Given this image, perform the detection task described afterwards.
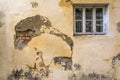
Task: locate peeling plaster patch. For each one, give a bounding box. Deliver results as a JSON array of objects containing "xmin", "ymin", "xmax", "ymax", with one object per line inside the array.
[
  {"xmin": 117, "ymin": 22, "xmax": 120, "ymax": 32},
  {"xmin": 59, "ymin": 0, "xmax": 73, "ymax": 7},
  {"xmin": 53, "ymin": 56, "xmax": 72, "ymax": 70},
  {"xmin": 31, "ymin": 2, "xmax": 38, "ymax": 8},
  {"xmin": 14, "ymin": 15, "xmax": 73, "ymax": 53},
  {"xmin": 13, "ymin": 15, "xmax": 74, "ymax": 79},
  {"xmin": 14, "ymin": 15, "xmax": 51, "ymax": 50},
  {"xmin": 0, "ymin": 11, "xmax": 5, "ymax": 28}
]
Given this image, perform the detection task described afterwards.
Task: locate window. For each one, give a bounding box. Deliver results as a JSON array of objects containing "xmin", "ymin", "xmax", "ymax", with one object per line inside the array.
[{"xmin": 73, "ymin": 4, "xmax": 109, "ymax": 35}]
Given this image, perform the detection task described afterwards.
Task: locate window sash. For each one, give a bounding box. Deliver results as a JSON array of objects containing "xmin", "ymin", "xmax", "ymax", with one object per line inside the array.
[{"xmin": 74, "ymin": 6, "xmax": 105, "ymax": 35}]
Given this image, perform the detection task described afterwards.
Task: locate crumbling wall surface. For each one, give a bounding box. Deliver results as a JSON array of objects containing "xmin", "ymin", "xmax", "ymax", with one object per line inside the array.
[{"xmin": 1, "ymin": 0, "xmax": 120, "ymax": 80}]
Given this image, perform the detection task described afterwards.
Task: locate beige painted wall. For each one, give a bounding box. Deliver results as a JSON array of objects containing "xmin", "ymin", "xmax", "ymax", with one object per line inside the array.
[{"xmin": 0, "ymin": 0, "xmax": 120, "ymax": 80}]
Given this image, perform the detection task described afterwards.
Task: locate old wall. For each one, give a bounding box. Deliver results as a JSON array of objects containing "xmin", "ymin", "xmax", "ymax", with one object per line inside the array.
[{"xmin": 0, "ymin": 0, "xmax": 120, "ymax": 80}]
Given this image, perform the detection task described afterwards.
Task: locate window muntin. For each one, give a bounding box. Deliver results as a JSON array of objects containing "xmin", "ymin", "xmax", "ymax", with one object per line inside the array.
[
  {"xmin": 74, "ymin": 6, "xmax": 107, "ymax": 35},
  {"xmin": 96, "ymin": 8, "xmax": 103, "ymax": 32},
  {"xmin": 85, "ymin": 8, "xmax": 93, "ymax": 32},
  {"xmin": 75, "ymin": 8, "xmax": 83, "ymax": 32}
]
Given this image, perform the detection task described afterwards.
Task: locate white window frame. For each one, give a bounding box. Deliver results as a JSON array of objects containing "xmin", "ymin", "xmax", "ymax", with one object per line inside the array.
[{"xmin": 73, "ymin": 4, "xmax": 109, "ymax": 35}]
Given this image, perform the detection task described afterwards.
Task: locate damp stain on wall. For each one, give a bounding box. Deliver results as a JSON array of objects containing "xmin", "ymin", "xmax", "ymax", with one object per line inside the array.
[
  {"xmin": 31, "ymin": 2, "xmax": 38, "ymax": 8},
  {"xmin": 59, "ymin": 0, "xmax": 73, "ymax": 7}
]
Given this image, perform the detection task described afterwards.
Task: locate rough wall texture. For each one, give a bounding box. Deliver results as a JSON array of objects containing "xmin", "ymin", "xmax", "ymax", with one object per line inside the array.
[{"xmin": 0, "ymin": 0, "xmax": 120, "ymax": 80}]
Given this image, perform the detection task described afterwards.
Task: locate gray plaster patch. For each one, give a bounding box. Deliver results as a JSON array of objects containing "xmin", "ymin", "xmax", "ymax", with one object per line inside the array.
[
  {"xmin": 53, "ymin": 56, "xmax": 72, "ymax": 70},
  {"xmin": 15, "ymin": 15, "xmax": 51, "ymax": 32}
]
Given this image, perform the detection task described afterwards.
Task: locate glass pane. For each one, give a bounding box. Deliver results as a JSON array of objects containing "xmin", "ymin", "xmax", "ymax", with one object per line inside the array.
[
  {"xmin": 75, "ymin": 8, "xmax": 83, "ymax": 20},
  {"xmin": 76, "ymin": 21, "xmax": 82, "ymax": 32},
  {"xmin": 86, "ymin": 21, "xmax": 93, "ymax": 32},
  {"xmin": 96, "ymin": 21, "xmax": 103, "ymax": 32},
  {"xmin": 86, "ymin": 8, "xmax": 93, "ymax": 20},
  {"xmin": 96, "ymin": 8, "xmax": 103, "ymax": 19}
]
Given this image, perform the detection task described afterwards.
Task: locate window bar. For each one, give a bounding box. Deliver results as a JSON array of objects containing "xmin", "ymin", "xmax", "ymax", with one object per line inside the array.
[
  {"xmin": 96, "ymin": 8, "xmax": 104, "ymax": 33},
  {"xmin": 83, "ymin": 8, "xmax": 86, "ymax": 33},
  {"xmin": 103, "ymin": 7, "xmax": 105, "ymax": 33},
  {"xmin": 93, "ymin": 8, "xmax": 96, "ymax": 34},
  {"xmin": 74, "ymin": 7, "xmax": 76, "ymax": 34}
]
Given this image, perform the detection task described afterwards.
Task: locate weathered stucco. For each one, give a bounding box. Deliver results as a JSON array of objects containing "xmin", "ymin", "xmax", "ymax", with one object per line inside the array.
[{"xmin": 0, "ymin": 0, "xmax": 120, "ymax": 80}]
